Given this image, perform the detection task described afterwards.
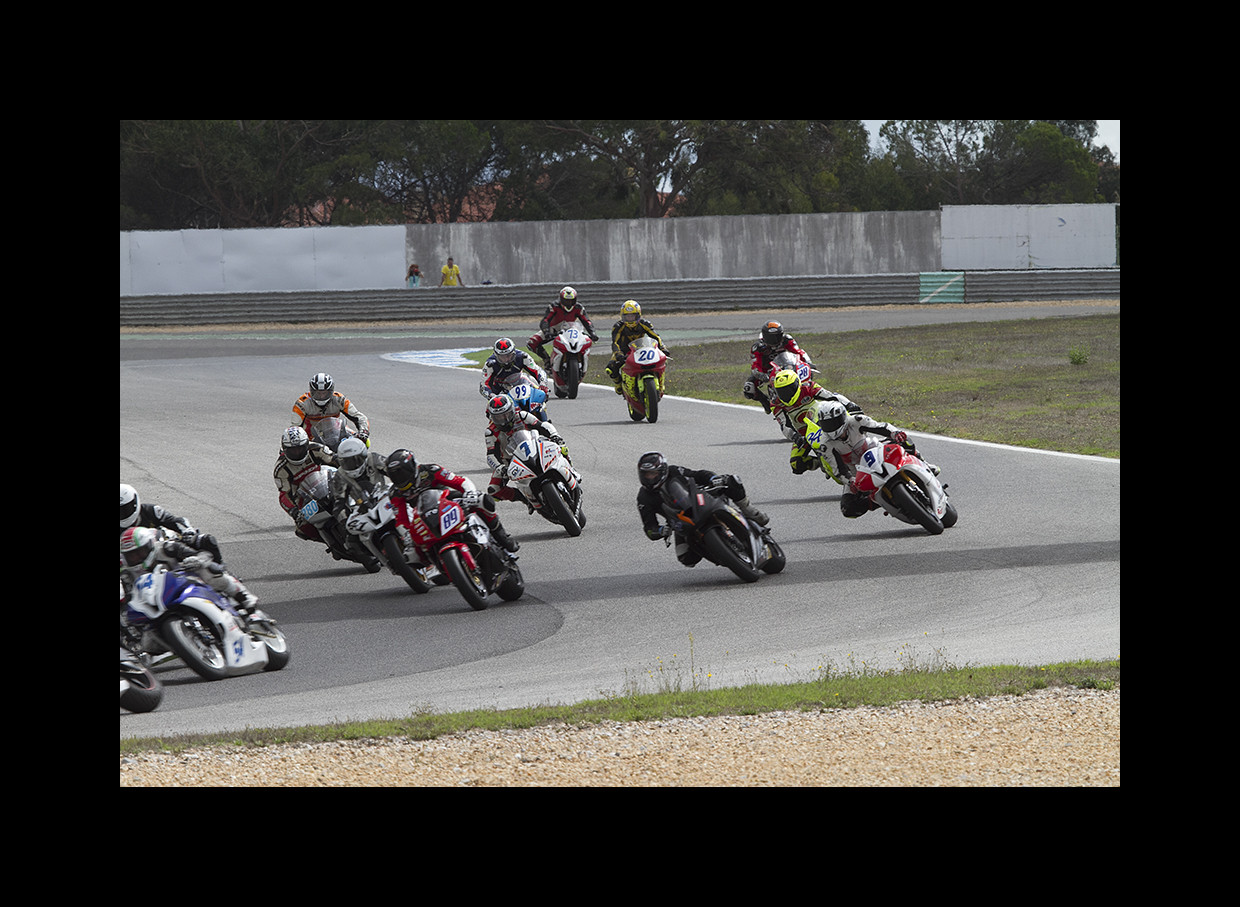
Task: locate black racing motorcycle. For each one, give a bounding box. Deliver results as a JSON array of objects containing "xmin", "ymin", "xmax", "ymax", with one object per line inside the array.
[{"xmin": 657, "ymin": 475, "xmax": 785, "ymax": 582}]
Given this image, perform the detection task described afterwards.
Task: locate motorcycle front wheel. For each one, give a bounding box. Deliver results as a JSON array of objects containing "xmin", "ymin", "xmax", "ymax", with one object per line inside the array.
[
  {"xmin": 643, "ymin": 375, "xmax": 660, "ymax": 423},
  {"xmin": 120, "ymin": 661, "xmax": 163, "ymax": 712},
  {"xmin": 566, "ymin": 357, "xmax": 580, "ymax": 399},
  {"xmin": 541, "ymin": 482, "xmax": 582, "ymax": 537},
  {"xmin": 380, "ymin": 532, "xmax": 431, "ymax": 593},
  {"xmin": 161, "ymin": 612, "xmax": 229, "ymax": 681},
  {"xmin": 248, "ymin": 618, "xmax": 290, "ymax": 671},
  {"xmin": 701, "ymin": 524, "xmax": 761, "ymax": 583},
  {"xmin": 887, "ymin": 480, "xmax": 944, "ymax": 535},
  {"xmin": 441, "ymin": 547, "xmax": 489, "ymax": 611}
]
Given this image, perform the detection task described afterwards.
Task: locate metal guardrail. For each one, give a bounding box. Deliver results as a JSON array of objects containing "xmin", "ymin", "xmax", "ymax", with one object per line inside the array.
[{"xmin": 119, "ymin": 271, "xmax": 1119, "ymax": 327}]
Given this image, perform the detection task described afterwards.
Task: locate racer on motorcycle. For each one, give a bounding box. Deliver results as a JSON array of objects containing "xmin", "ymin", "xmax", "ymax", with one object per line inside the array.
[
  {"xmin": 483, "ymin": 394, "xmax": 568, "ymax": 503},
  {"xmin": 636, "ymin": 451, "xmax": 770, "ymax": 566},
  {"xmin": 744, "ymin": 321, "xmax": 815, "ymax": 411},
  {"xmin": 327, "ymin": 435, "xmax": 389, "ymax": 522},
  {"xmin": 120, "ymin": 525, "xmax": 258, "ymax": 611},
  {"xmin": 273, "ymin": 426, "xmax": 339, "ymax": 544},
  {"xmin": 788, "ymin": 396, "xmax": 939, "ymax": 518},
  {"xmin": 605, "ymin": 300, "xmax": 668, "ymax": 395},
  {"xmin": 527, "ymin": 286, "xmax": 600, "ymax": 368},
  {"xmin": 120, "ymin": 483, "xmax": 223, "ymax": 564},
  {"xmin": 384, "ymin": 448, "xmax": 520, "ymax": 554},
  {"xmin": 479, "ymin": 338, "xmax": 551, "ymax": 399},
  {"xmin": 768, "ymin": 368, "xmax": 861, "ymax": 444},
  {"xmin": 293, "ymin": 372, "xmax": 371, "ymax": 446}
]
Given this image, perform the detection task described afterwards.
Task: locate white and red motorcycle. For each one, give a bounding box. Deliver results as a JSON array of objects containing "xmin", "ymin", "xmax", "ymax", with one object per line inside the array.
[
  {"xmin": 499, "ymin": 428, "xmax": 585, "ymax": 537},
  {"xmin": 549, "ymin": 319, "xmax": 594, "ymax": 399}
]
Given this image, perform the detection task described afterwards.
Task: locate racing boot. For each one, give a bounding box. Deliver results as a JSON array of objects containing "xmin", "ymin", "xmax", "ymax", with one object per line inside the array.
[
  {"xmin": 490, "ymin": 522, "xmax": 520, "ymax": 554},
  {"xmin": 736, "ymin": 496, "xmax": 769, "ymax": 526}
]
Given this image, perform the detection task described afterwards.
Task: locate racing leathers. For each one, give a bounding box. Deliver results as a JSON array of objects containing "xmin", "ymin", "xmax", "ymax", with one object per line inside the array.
[
  {"xmin": 479, "ymin": 350, "xmax": 550, "ymax": 399},
  {"xmin": 484, "ymin": 411, "xmax": 567, "ymax": 503},
  {"xmin": 773, "ymin": 379, "xmax": 860, "ymax": 445},
  {"xmin": 388, "ymin": 462, "xmax": 520, "ymax": 555},
  {"xmin": 119, "ymin": 487, "xmax": 223, "ymax": 564},
  {"xmin": 120, "ymin": 527, "xmax": 257, "ymax": 611},
  {"xmin": 637, "ymin": 467, "xmax": 768, "ymax": 566},
  {"xmin": 605, "ymin": 317, "xmax": 667, "ymax": 390},
  {"xmin": 273, "ymin": 439, "xmax": 337, "ymax": 543},
  {"xmin": 527, "ymin": 301, "xmax": 600, "ymax": 367},
  {"xmin": 327, "ymin": 447, "xmax": 388, "ymax": 524},
  {"xmin": 745, "ymin": 336, "xmax": 814, "ymax": 411},
  {"xmin": 293, "ymin": 390, "xmax": 370, "ymax": 443}
]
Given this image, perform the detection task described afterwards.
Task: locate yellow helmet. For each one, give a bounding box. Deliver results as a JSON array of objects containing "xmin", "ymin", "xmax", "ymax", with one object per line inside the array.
[
  {"xmin": 621, "ymin": 300, "xmax": 641, "ymax": 323},
  {"xmin": 772, "ymin": 369, "xmax": 802, "ymax": 406}
]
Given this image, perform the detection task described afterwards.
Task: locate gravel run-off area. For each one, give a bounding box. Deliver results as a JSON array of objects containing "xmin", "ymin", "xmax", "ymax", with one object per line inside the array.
[{"xmin": 120, "ymin": 686, "xmax": 1118, "ymax": 787}]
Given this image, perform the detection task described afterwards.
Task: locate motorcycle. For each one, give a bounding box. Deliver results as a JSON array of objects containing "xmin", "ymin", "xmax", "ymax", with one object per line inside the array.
[
  {"xmin": 292, "ymin": 463, "xmax": 378, "ymax": 570},
  {"xmin": 120, "ymin": 644, "xmax": 163, "ymax": 713},
  {"xmin": 307, "ymin": 413, "xmax": 357, "ymax": 453},
  {"xmin": 405, "ymin": 487, "xmax": 525, "ymax": 611},
  {"xmin": 499, "ymin": 427, "xmax": 585, "ymax": 537},
  {"xmin": 504, "ymin": 380, "xmax": 550, "ymax": 422},
  {"xmin": 657, "ymin": 474, "xmax": 785, "ymax": 583},
  {"xmin": 123, "ymin": 563, "xmax": 289, "ymax": 681},
  {"xmin": 549, "ymin": 319, "xmax": 594, "ymax": 399},
  {"xmin": 342, "ymin": 481, "xmax": 434, "ymax": 593},
  {"xmin": 621, "ymin": 336, "xmax": 669, "ymax": 423},
  {"xmin": 765, "ymin": 350, "xmax": 818, "ymax": 414},
  {"xmin": 804, "ymin": 414, "xmax": 957, "ymax": 535}
]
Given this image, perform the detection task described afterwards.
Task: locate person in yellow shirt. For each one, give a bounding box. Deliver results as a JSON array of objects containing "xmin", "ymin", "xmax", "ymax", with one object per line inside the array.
[{"xmin": 439, "ymin": 257, "xmax": 465, "ymax": 287}]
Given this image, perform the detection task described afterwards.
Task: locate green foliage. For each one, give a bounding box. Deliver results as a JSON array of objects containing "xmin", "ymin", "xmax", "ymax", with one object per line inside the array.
[{"xmin": 120, "ymin": 120, "xmax": 1118, "ymax": 229}]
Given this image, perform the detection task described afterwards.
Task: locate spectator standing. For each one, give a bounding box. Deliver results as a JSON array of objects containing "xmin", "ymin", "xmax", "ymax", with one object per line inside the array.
[
  {"xmin": 406, "ymin": 264, "xmax": 422, "ymax": 288},
  {"xmin": 440, "ymin": 257, "xmax": 465, "ymax": 287}
]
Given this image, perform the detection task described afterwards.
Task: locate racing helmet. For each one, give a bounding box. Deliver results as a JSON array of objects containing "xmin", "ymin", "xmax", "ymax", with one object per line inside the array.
[
  {"xmin": 558, "ymin": 286, "xmax": 577, "ymax": 309},
  {"xmin": 338, "ymin": 436, "xmax": 370, "ymax": 478},
  {"xmin": 120, "ymin": 526, "xmax": 158, "ymax": 570},
  {"xmin": 760, "ymin": 321, "xmax": 785, "ymax": 348},
  {"xmin": 621, "ymin": 300, "xmax": 641, "ymax": 324},
  {"xmin": 309, "ymin": 372, "xmax": 335, "ymax": 405},
  {"xmin": 815, "ymin": 401, "xmax": 850, "ymax": 440},
  {"xmin": 493, "ymin": 337, "xmax": 518, "ymax": 365},
  {"xmin": 487, "ymin": 394, "xmax": 517, "ymax": 428},
  {"xmin": 385, "ymin": 448, "xmax": 419, "ymax": 492},
  {"xmin": 281, "ymin": 426, "xmax": 311, "ymax": 463},
  {"xmin": 637, "ymin": 451, "xmax": 669, "ymax": 489},
  {"xmin": 120, "ymin": 483, "xmax": 141, "ymax": 530},
  {"xmin": 772, "ymin": 369, "xmax": 803, "ymax": 406}
]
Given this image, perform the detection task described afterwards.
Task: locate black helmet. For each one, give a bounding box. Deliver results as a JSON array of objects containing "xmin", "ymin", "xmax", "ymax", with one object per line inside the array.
[
  {"xmin": 385, "ymin": 448, "xmax": 418, "ymax": 492},
  {"xmin": 760, "ymin": 321, "xmax": 785, "ymax": 348},
  {"xmin": 638, "ymin": 451, "xmax": 669, "ymax": 489}
]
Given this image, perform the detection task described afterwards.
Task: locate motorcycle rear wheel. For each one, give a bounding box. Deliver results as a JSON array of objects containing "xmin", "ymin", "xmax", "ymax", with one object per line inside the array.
[
  {"xmin": 161, "ymin": 612, "xmax": 229, "ymax": 681},
  {"xmin": 643, "ymin": 376, "xmax": 660, "ymax": 423},
  {"xmin": 380, "ymin": 532, "xmax": 430, "ymax": 593},
  {"xmin": 441, "ymin": 547, "xmax": 489, "ymax": 611},
  {"xmin": 888, "ymin": 481, "xmax": 944, "ymax": 535},
  {"xmin": 702, "ymin": 524, "xmax": 761, "ymax": 583}
]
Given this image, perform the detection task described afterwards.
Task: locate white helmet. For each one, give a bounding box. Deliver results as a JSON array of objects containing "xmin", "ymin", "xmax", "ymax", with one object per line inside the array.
[
  {"xmin": 281, "ymin": 426, "xmax": 311, "ymax": 463},
  {"xmin": 120, "ymin": 484, "xmax": 141, "ymax": 529},
  {"xmin": 338, "ymin": 436, "xmax": 369, "ymax": 478},
  {"xmin": 816, "ymin": 401, "xmax": 849, "ymax": 440}
]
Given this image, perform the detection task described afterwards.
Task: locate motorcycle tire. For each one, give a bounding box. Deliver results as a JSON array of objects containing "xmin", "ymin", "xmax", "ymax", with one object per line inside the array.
[
  {"xmin": 760, "ymin": 536, "xmax": 787, "ymax": 574},
  {"xmin": 440, "ymin": 547, "xmax": 489, "ymax": 611},
  {"xmin": 541, "ymin": 482, "xmax": 582, "ymax": 537},
  {"xmin": 643, "ymin": 375, "xmax": 660, "ymax": 423},
  {"xmin": 497, "ymin": 562, "xmax": 525, "ymax": 602},
  {"xmin": 566, "ymin": 357, "xmax": 580, "ymax": 399},
  {"xmin": 380, "ymin": 532, "xmax": 430, "ymax": 593},
  {"xmin": 888, "ymin": 480, "xmax": 944, "ymax": 535},
  {"xmin": 701, "ymin": 524, "xmax": 761, "ymax": 583},
  {"xmin": 248, "ymin": 618, "xmax": 291, "ymax": 671},
  {"xmin": 941, "ymin": 501, "xmax": 959, "ymax": 528},
  {"xmin": 161, "ymin": 611, "xmax": 229, "ymax": 681},
  {"xmin": 120, "ymin": 661, "xmax": 163, "ymax": 713}
]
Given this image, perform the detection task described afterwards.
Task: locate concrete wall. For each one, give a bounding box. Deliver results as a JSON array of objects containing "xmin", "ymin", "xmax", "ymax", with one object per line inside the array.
[{"xmin": 120, "ymin": 206, "xmax": 1116, "ymax": 297}]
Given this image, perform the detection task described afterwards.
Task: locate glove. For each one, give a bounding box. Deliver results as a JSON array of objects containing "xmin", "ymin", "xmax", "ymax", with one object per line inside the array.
[
  {"xmin": 587, "ymin": 330, "xmax": 599, "ymax": 342},
  {"xmin": 357, "ymin": 429, "xmax": 370, "ymax": 446},
  {"xmin": 181, "ymin": 553, "xmax": 210, "ymax": 571},
  {"xmin": 460, "ymin": 489, "xmax": 482, "ymax": 509},
  {"xmin": 645, "ymin": 524, "xmax": 670, "ymax": 541},
  {"xmin": 891, "ymin": 430, "xmax": 908, "ymax": 445},
  {"xmin": 709, "ymin": 474, "xmax": 729, "ymax": 489},
  {"xmin": 549, "ymin": 433, "xmax": 564, "ymax": 445}
]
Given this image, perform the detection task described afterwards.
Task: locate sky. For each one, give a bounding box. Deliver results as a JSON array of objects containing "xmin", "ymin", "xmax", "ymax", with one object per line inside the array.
[{"xmin": 861, "ymin": 120, "xmax": 1119, "ymax": 163}]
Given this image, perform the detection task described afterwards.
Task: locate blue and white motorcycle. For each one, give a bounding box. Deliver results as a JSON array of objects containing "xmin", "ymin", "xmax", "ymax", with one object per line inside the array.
[{"xmin": 123, "ymin": 565, "xmax": 289, "ymax": 681}]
